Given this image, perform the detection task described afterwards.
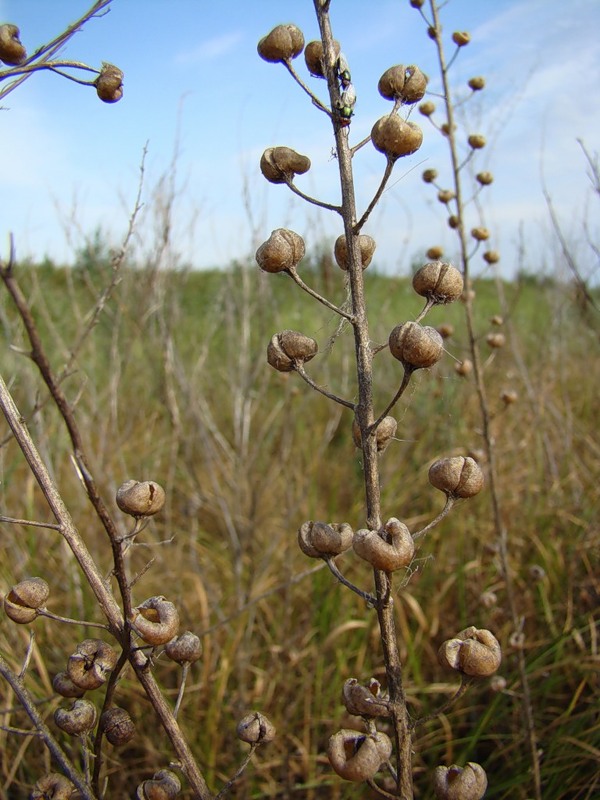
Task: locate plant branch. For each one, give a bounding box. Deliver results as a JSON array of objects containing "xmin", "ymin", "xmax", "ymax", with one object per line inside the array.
[
  {"xmin": 324, "ymin": 557, "xmax": 377, "ymax": 605},
  {"xmin": 286, "ymin": 266, "xmax": 355, "ymax": 320},
  {"xmin": 294, "ymin": 363, "xmax": 355, "ymax": 409}
]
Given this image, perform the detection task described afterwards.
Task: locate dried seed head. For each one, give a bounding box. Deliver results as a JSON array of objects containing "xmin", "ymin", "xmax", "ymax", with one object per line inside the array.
[
  {"xmin": 433, "ymin": 762, "xmax": 488, "ymax": 800},
  {"xmin": 131, "ymin": 596, "xmax": 180, "ymax": 646},
  {"xmin": 267, "ymin": 329, "xmax": 318, "ymax": 372},
  {"xmin": 429, "ymin": 456, "xmax": 484, "ymax": 498},
  {"xmin": 353, "ymin": 518, "xmax": 415, "ymax": 572},
  {"xmin": 136, "ymin": 769, "xmax": 181, "ymax": 800},
  {"xmin": 304, "ymin": 39, "xmax": 340, "ymax": 77},
  {"xmin": 0, "ymin": 24, "xmax": 26, "ymax": 65},
  {"xmin": 67, "ymin": 639, "xmax": 118, "ymax": 690},
  {"xmin": 448, "ymin": 215, "xmax": 460, "ymax": 229},
  {"xmin": 327, "ymin": 729, "xmax": 392, "ymax": 782},
  {"xmin": 441, "ymin": 122, "xmax": 455, "ymax": 136},
  {"xmin": 165, "ymin": 631, "xmax": 202, "ymax": 664},
  {"xmin": 100, "ymin": 707, "xmax": 136, "ymax": 745},
  {"xmin": 468, "ymin": 134, "xmax": 486, "ymax": 150},
  {"xmin": 437, "ymin": 323, "xmax": 454, "ymax": 339},
  {"xmin": 468, "ymin": 76, "xmax": 486, "ymax": 91},
  {"xmin": 257, "ymin": 24, "xmax": 304, "ymax": 63},
  {"xmin": 4, "ymin": 577, "xmax": 49, "ymax": 623},
  {"xmin": 378, "ymin": 65, "xmax": 428, "ymax": 104},
  {"xmin": 437, "ymin": 189, "xmax": 456, "ymax": 204},
  {"xmin": 342, "ymin": 678, "xmax": 391, "ymax": 718},
  {"xmin": 471, "ymin": 227, "xmax": 490, "ymax": 241},
  {"xmin": 413, "ymin": 261, "xmax": 464, "ymax": 304},
  {"xmin": 31, "ymin": 774, "xmax": 75, "ymax": 800},
  {"xmin": 455, "ymin": 359, "xmax": 473, "ymax": 377},
  {"xmin": 476, "ymin": 171, "xmax": 493, "ymax": 185},
  {"xmin": 479, "ymin": 590, "xmax": 498, "ymax": 609},
  {"xmin": 116, "ymin": 480, "xmax": 166, "ymax": 517},
  {"xmin": 298, "ymin": 521, "xmax": 353, "ymax": 558},
  {"xmin": 452, "ymin": 31, "xmax": 471, "ymax": 46},
  {"xmin": 461, "ymin": 288, "xmax": 476, "ymax": 302},
  {"xmin": 260, "ymin": 146, "xmax": 311, "ymax": 184},
  {"xmin": 410, "ymin": 0, "xmax": 425, "ymax": 8},
  {"xmin": 438, "ymin": 626, "xmax": 501, "ymax": 677},
  {"xmin": 334, "ymin": 234, "xmax": 376, "ymax": 271},
  {"xmin": 371, "ymin": 115, "xmax": 423, "ymax": 160},
  {"xmin": 426, "ymin": 246, "xmax": 444, "ymax": 260},
  {"xmin": 483, "ymin": 250, "xmax": 500, "ymax": 264},
  {"xmin": 389, "ymin": 322, "xmax": 444, "ymax": 369},
  {"xmin": 256, "ymin": 228, "xmax": 305, "ymax": 273},
  {"xmin": 237, "ymin": 711, "xmax": 276, "ymax": 744},
  {"xmin": 422, "ymin": 168, "xmax": 438, "ymax": 183},
  {"xmin": 54, "ymin": 699, "xmax": 97, "ymax": 736},
  {"xmin": 501, "ymin": 389, "xmax": 518, "ymax": 405},
  {"xmin": 486, "ymin": 332, "xmax": 505, "ymax": 348},
  {"xmin": 529, "ymin": 564, "xmax": 546, "ymax": 581},
  {"xmin": 490, "ymin": 315, "xmax": 503, "ymax": 326},
  {"xmin": 419, "ymin": 100, "xmax": 436, "ymax": 116},
  {"xmin": 352, "ymin": 416, "xmax": 397, "ymax": 453},
  {"xmin": 95, "ymin": 63, "xmax": 123, "ymax": 103},
  {"xmin": 53, "ymin": 671, "xmax": 86, "ymax": 699},
  {"xmin": 490, "ymin": 675, "xmax": 507, "ymax": 692}
]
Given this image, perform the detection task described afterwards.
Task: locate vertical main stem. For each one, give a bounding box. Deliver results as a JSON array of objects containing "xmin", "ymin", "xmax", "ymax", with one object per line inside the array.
[{"xmin": 313, "ymin": 4, "xmax": 413, "ymax": 797}]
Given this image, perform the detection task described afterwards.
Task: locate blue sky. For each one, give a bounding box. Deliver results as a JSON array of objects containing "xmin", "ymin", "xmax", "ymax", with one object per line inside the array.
[{"xmin": 0, "ymin": 0, "xmax": 599, "ymax": 279}]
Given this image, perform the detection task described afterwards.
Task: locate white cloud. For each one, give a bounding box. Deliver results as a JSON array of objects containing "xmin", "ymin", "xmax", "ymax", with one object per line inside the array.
[{"xmin": 175, "ymin": 32, "xmax": 243, "ymax": 65}]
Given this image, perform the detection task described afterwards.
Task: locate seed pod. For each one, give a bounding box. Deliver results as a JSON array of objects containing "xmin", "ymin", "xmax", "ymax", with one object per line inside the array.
[
  {"xmin": 427, "ymin": 246, "xmax": 444, "ymax": 260},
  {"xmin": 437, "ymin": 323, "xmax": 453, "ymax": 339},
  {"xmin": 468, "ymin": 134, "xmax": 486, "ymax": 150},
  {"xmin": 486, "ymin": 332, "xmax": 505, "ymax": 348},
  {"xmin": 490, "ymin": 315, "xmax": 503, "ymax": 326},
  {"xmin": 371, "ymin": 115, "xmax": 423, "ymax": 160},
  {"xmin": 476, "ymin": 171, "xmax": 493, "ymax": 185},
  {"xmin": 267, "ymin": 330, "xmax": 318, "ymax": 372},
  {"xmin": 237, "ymin": 711, "xmax": 276, "ymax": 744},
  {"xmin": 455, "ymin": 359, "xmax": 473, "ymax": 377},
  {"xmin": 413, "ymin": 261, "xmax": 463, "ymax": 304},
  {"xmin": 334, "ymin": 234, "xmax": 376, "ymax": 271},
  {"xmin": 410, "ymin": 0, "xmax": 425, "ymax": 7},
  {"xmin": 419, "ymin": 100, "xmax": 435, "ymax": 116},
  {"xmin": 433, "ymin": 762, "xmax": 488, "ymax": 800},
  {"xmin": 257, "ymin": 24, "xmax": 304, "ymax": 63},
  {"xmin": 67, "ymin": 639, "xmax": 118, "ymax": 690},
  {"xmin": 304, "ymin": 39, "xmax": 340, "ymax": 77},
  {"xmin": 468, "ymin": 76, "xmax": 486, "ymax": 91},
  {"xmin": 389, "ymin": 322, "xmax": 444, "ymax": 370},
  {"xmin": 422, "ymin": 168, "xmax": 438, "ymax": 183},
  {"xmin": 298, "ymin": 521, "xmax": 353, "ymax": 558},
  {"xmin": 438, "ymin": 626, "xmax": 501, "ymax": 677},
  {"xmin": 131, "ymin": 596, "xmax": 180, "ymax": 646},
  {"xmin": 448, "ymin": 215, "xmax": 460, "ymax": 229},
  {"xmin": 54, "ymin": 699, "xmax": 97, "ymax": 736},
  {"xmin": 136, "ymin": 769, "xmax": 181, "ymax": 800},
  {"xmin": 327, "ymin": 729, "xmax": 392, "ymax": 782},
  {"xmin": 260, "ymin": 146, "xmax": 311, "ymax": 184},
  {"xmin": 116, "ymin": 480, "xmax": 166, "ymax": 517},
  {"xmin": 378, "ymin": 65, "xmax": 427, "ymax": 104},
  {"xmin": 471, "ymin": 227, "xmax": 490, "ymax": 241},
  {"xmin": 353, "ymin": 518, "xmax": 415, "ymax": 572},
  {"xmin": 31, "ymin": 773, "xmax": 75, "ymax": 800},
  {"xmin": 100, "ymin": 707, "xmax": 136, "ymax": 745},
  {"xmin": 95, "ymin": 63, "xmax": 123, "ymax": 103},
  {"xmin": 352, "ymin": 415, "xmax": 397, "ymax": 453},
  {"xmin": 256, "ymin": 228, "xmax": 305, "ymax": 273},
  {"xmin": 437, "ymin": 189, "xmax": 456, "ymax": 204},
  {"xmin": 53, "ymin": 671, "xmax": 86, "ymax": 698},
  {"xmin": 428, "ymin": 456, "xmax": 483, "ymax": 498},
  {"xmin": 165, "ymin": 631, "xmax": 202, "ymax": 664},
  {"xmin": 0, "ymin": 24, "xmax": 26, "ymax": 65},
  {"xmin": 4, "ymin": 577, "xmax": 49, "ymax": 623},
  {"xmin": 452, "ymin": 31, "xmax": 471, "ymax": 46},
  {"xmin": 501, "ymin": 389, "xmax": 518, "ymax": 405},
  {"xmin": 342, "ymin": 678, "xmax": 391, "ymax": 718}
]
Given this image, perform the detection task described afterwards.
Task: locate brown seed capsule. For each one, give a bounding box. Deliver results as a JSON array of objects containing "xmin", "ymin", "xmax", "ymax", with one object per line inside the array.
[
  {"xmin": 0, "ymin": 24, "xmax": 26, "ymax": 65},
  {"xmin": 476, "ymin": 171, "xmax": 493, "ymax": 185},
  {"xmin": 100, "ymin": 707, "xmax": 136, "ymax": 745},
  {"xmin": 378, "ymin": 65, "xmax": 428, "ymax": 104},
  {"xmin": 429, "ymin": 456, "xmax": 483, "ymax": 498},
  {"xmin": 95, "ymin": 63, "xmax": 123, "ymax": 103},
  {"xmin": 257, "ymin": 24, "xmax": 304, "ymax": 63},
  {"xmin": 490, "ymin": 675, "xmax": 507, "ymax": 693},
  {"xmin": 131, "ymin": 596, "xmax": 180, "ymax": 646},
  {"xmin": 116, "ymin": 480, "xmax": 166, "ymax": 517},
  {"xmin": 433, "ymin": 762, "xmax": 488, "ymax": 800},
  {"xmin": 452, "ymin": 31, "xmax": 471, "ymax": 46},
  {"xmin": 327, "ymin": 729, "xmax": 392, "ymax": 782},
  {"xmin": 413, "ymin": 261, "xmax": 464, "ymax": 304},
  {"xmin": 422, "ymin": 168, "xmax": 438, "ymax": 183},
  {"xmin": 4, "ymin": 577, "xmax": 49, "ymax": 623},
  {"xmin": 437, "ymin": 323, "xmax": 454, "ymax": 339},
  {"xmin": 389, "ymin": 322, "xmax": 444, "ymax": 369},
  {"xmin": 410, "ymin": 0, "xmax": 425, "ymax": 8},
  {"xmin": 54, "ymin": 699, "xmax": 97, "ymax": 736},
  {"xmin": 438, "ymin": 627, "xmax": 501, "ymax": 678},
  {"xmin": 260, "ymin": 146, "xmax": 311, "ymax": 184},
  {"xmin": 334, "ymin": 234, "xmax": 376, "ymax": 271},
  {"xmin": 455, "ymin": 359, "xmax": 473, "ymax": 377},
  {"xmin": 501, "ymin": 389, "xmax": 518, "ymax": 405},
  {"xmin": 67, "ymin": 639, "xmax": 118, "ymax": 690},
  {"xmin": 468, "ymin": 134, "xmax": 486, "ymax": 150},
  {"xmin": 471, "ymin": 227, "xmax": 490, "ymax": 241},
  {"xmin": 469, "ymin": 77, "xmax": 486, "ymax": 93},
  {"xmin": 486, "ymin": 332, "xmax": 505, "ymax": 348},
  {"xmin": 136, "ymin": 769, "xmax": 181, "ymax": 800},
  {"xmin": 352, "ymin": 416, "xmax": 397, "ymax": 453},
  {"xmin": 53, "ymin": 671, "xmax": 86, "ymax": 699},
  {"xmin": 483, "ymin": 250, "xmax": 500, "ymax": 264},
  {"xmin": 304, "ymin": 39, "xmax": 340, "ymax": 77},
  {"xmin": 237, "ymin": 711, "xmax": 276, "ymax": 744},
  {"xmin": 298, "ymin": 521, "xmax": 353, "ymax": 558},
  {"xmin": 267, "ymin": 329, "xmax": 318, "ymax": 372},
  {"xmin": 371, "ymin": 115, "xmax": 423, "ymax": 160},
  {"xmin": 256, "ymin": 228, "xmax": 305, "ymax": 273},
  {"xmin": 419, "ymin": 100, "xmax": 436, "ymax": 116},
  {"xmin": 353, "ymin": 518, "xmax": 415, "ymax": 572},
  {"xmin": 461, "ymin": 288, "xmax": 476, "ymax": 303},
  {"xmin": 437, "ymin": 189, "xmax": 456, "ymax": 204},
  {"xmin": 165, "ymin": 631, "xmax": 202, "ymax": 664},
  {"xmin": 342, "ymin": 678, "xmax": 391, "ymax": 718},
  {"xmin": 426, "ymin": 246, "xmax": 444, "ymax": 260},
  {"xmin": 441, "ymin": 122, "xmax": 455, "ymax": 136},
  {"xmin": 448, "ymin": 215, "xmax": 460, "ymax": 229},
  {"xmin": 31, "ymin": 774, "xmax": 75, "ymax": 800},
  {"xmin": 490, "ymin": 315, "xmax": 503, "ymax": 326}
]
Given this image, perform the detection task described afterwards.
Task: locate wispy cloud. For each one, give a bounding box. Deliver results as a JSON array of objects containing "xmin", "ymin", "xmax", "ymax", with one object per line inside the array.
[{"xmin": 175, "ymin": 31, "xmax": 243, "ymax": 65}]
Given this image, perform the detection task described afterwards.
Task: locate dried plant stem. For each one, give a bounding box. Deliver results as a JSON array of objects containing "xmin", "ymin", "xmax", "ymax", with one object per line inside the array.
[{"xmin": 287, "ymin": 266, "xmax": 354, "ymax": 320}]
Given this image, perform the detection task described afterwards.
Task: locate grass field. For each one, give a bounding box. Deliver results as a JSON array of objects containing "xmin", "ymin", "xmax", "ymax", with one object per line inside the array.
[{"xmin": 0, "ymin": 255, "xmax": 598, "ymax": 799}]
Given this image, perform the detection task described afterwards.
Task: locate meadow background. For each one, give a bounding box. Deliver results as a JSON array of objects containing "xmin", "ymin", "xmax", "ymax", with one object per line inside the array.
[{"xmin": 0, "ymin": 1, "xmax": 598, "ymax": 799}]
